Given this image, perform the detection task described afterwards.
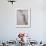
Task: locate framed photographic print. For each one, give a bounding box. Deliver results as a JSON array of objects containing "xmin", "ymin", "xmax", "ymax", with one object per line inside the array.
[{"xmin": 16, "ymin": 8, "xmax": 31, "ymax": 28}]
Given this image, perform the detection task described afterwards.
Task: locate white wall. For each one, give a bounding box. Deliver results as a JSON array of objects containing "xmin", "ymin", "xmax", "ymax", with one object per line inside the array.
[{"xmin": 0, "ymin": 0, "xmax": 46, "ymax": 41}]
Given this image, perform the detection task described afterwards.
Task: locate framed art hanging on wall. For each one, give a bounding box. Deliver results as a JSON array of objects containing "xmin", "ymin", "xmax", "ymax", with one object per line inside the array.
[{"xmin": 16, "ymin": 8, "xmax": 31, "ymax": 28}]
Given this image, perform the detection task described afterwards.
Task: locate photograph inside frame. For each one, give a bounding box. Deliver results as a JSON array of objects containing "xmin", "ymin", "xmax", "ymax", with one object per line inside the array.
[{"xmin": 16, "ymin": 8, "xmax": 31, "ymax": 28}]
